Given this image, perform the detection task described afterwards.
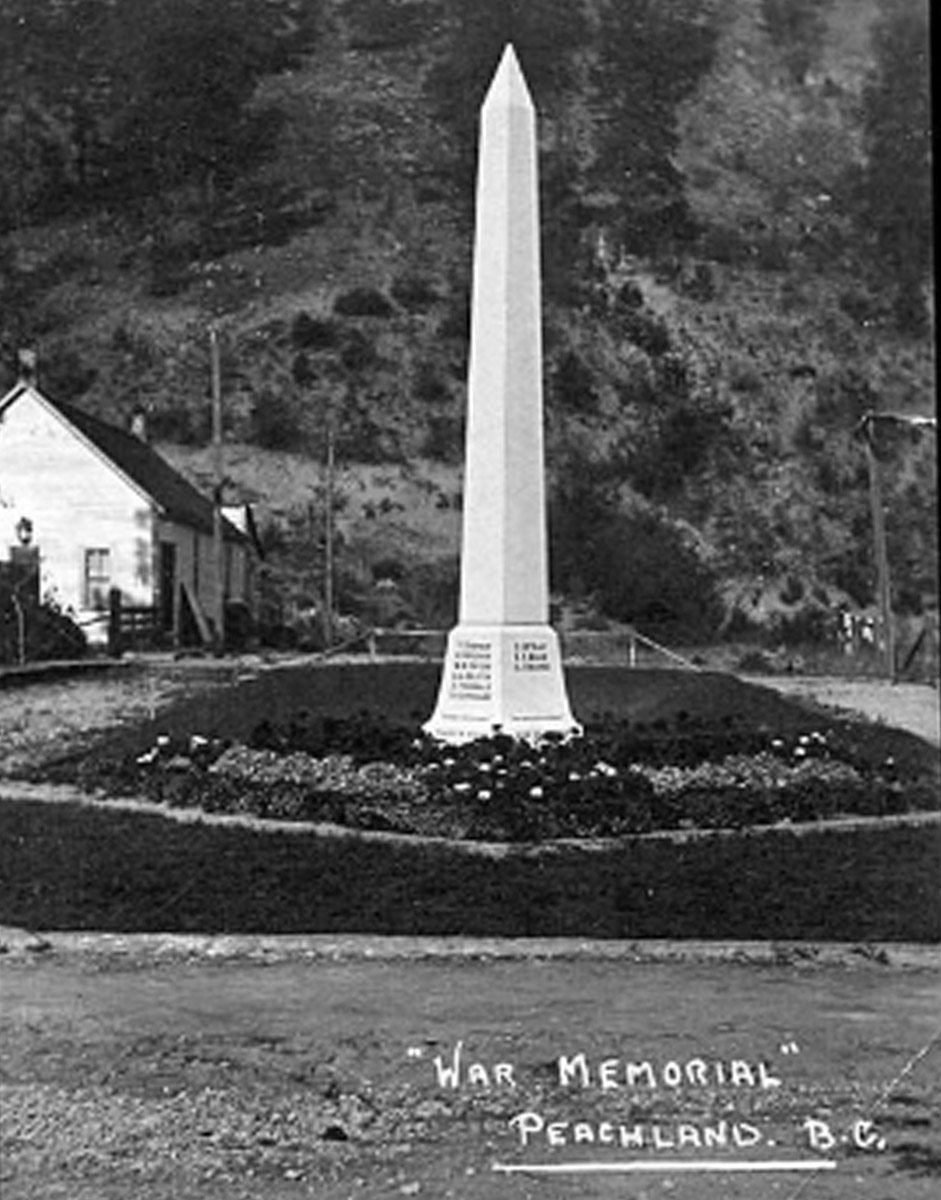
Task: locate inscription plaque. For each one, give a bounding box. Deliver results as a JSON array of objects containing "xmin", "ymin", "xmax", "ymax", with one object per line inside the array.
[
  {"xmin": 513, "ymin": 639, "xmax": 551, "ymax": 672},
  {"xmin": 449, "ymin": 639, "xmax": 493, "ymax": 702}
]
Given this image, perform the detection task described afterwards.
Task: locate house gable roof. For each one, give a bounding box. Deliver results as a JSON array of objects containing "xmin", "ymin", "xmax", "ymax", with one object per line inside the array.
[{"xmin": 0, "ymin": 383, "xmax": 247, "ymax": 544}]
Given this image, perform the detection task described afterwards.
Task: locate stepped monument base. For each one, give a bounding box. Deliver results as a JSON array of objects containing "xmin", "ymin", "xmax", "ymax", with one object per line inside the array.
[{"xmin": 424, "ymin": 624, "xmax": 577, "ymax": 743}]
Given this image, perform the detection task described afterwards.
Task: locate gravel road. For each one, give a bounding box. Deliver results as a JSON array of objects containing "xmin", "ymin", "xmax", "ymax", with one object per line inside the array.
[
  {"xmin": 0, "ymin": 657, "xmax": 268, "ymax": 776},
  {"xmin": 1, "ymin": 942, "xmax": 939, "ymax": 1200}
]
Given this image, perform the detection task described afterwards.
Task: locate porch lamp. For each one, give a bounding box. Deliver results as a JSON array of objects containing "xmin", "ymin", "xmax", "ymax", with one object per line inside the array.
[{"xmin": 15, "ymin": 516, "xmax": 33, "ymax": 547}]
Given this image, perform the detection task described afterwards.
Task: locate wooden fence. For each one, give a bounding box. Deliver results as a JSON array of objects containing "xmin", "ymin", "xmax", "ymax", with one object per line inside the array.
[{"xmin": 107, "ymin": 589, "xmax": 161, "ymax": 656}]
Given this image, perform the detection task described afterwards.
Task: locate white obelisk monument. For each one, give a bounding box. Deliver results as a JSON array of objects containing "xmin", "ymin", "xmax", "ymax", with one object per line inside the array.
[{"xmin": 425, "ymin": 44, "xmax": 579, "ymax": 743}]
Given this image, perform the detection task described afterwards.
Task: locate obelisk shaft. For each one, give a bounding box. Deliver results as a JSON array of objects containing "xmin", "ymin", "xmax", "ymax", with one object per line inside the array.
[
  {"xmin": 425, "ymin": 45, "xmax": 578, "ymax": 743},
  {"xmin": 460, "ymin": 45, "xmax": 547, "ymax": 624}
]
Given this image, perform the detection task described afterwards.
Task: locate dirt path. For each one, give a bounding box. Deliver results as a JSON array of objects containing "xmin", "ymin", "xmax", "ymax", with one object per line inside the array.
[
  {"xmin": 1, "ymin": 942, "xmax": 939, "ymax": 1199},
  {"xmin": 0, "ymin": 656, "xmax": 273, "ymax": 776}
]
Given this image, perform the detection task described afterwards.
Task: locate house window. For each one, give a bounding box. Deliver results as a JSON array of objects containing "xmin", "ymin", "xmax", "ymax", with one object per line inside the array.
[{"xmin": 83, "ymin": 548, "xmax": 111, "ymax": 610}]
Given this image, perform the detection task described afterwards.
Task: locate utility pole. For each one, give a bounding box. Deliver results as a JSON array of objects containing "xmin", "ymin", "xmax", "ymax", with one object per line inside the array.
[
  {"xmin": 323, "ymin": 408, "xmax": 335, "ymax": 649},
  {"xmin": 862, "ymin": 420, "xmax": 895, "ymax": 681},
  {"xmin": 210, "ymin": 324, "xmax": 225, "ymax": 652},
  {"xmin": 857, "ymin": 410, "xmax": 937, "ymax": 682}
]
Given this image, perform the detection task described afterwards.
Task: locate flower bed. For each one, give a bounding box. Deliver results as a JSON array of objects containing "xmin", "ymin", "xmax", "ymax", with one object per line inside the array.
[{"xmin": 77, "ymin": 711, "xmax": 934, "ymax": 843}]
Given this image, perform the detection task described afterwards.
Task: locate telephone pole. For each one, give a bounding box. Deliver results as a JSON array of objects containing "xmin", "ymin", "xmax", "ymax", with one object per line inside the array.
[
  {"xmin": 857, "ymin": 410, "xmax": 936, "ymax": 682},
  {"xmin": 210, "ymin": 325, "xmax": 225, "ymax": 652},
  {"xmin": 323, "ymin": 410, "xmax": 335, "ymax": 650},
  {"xmin": 862, "ymin": 421, "xmax": 895, "ymax": 681}
]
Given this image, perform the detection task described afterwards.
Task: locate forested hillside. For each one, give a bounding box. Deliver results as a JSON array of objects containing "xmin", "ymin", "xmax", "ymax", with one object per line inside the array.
[{"xmin": 0, "ymin": 0, "xmax": 934, "ymax": 643}]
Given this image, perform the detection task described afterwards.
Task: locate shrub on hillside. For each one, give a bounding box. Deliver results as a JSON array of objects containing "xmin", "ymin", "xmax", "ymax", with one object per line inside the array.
[
  {"xmin": 413, "ymin": 360, "xmax": 450, "ymax": 404},
  {"xmin": 391, "ymin": 275, "xmax": 440, "ymax": 313},
  {"xmin": 422, "ymin": 414, "xmax": 463, "ymax": 461},
  {"xmin": 551, "ymin": 351, "xmax": 599, "ymax": 412},
  {"xmin": 147, "ymin": 405, "xmax": 209, "ymax": 445},
  {"xmin": 590, "ymin": 512, "xmax": 723, "ymax": 642},
  {"xmin": 333, "ymin": 287, "xmax": 395, "ymax": 318},
  {"xmin": 619, "ymin": 307, "xmax": 672, "ymax": 357},
  {"xmin": 398, "ymin": 558, "xmax": 459, "ymax": 628},
  {"xmin": 345, "ymin": 0, "xmax": 435, "ymax": 51},
  {"xmin": 768, "ymin": 605, "xmax": 833, "ymax": 647},
  {"xmin": 291, "ymin": 313, "xmax": 341, "ymax": 350},
  {"xmin": 148, "ymin": 237, "xmax": 197, "ymax": 297},
  {"xmin": 340, "ymin": 330, "xmax": 379, "ymax": 373},
  {"xmin": 437, "ymin": 294, "xmax": 470, "ymax": 342},
  {"xmin": 700, "ymin": 225, "xmax": 751, "ymax": 265},
  {"xmin": 251, "ymin": 391, "xmax": 303, "ymax": 450}
]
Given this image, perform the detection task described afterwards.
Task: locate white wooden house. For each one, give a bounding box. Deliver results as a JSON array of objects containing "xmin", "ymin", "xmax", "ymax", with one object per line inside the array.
[{"xmin": 0, "ymin": 380, "xmax": 259, "ymax": 646}]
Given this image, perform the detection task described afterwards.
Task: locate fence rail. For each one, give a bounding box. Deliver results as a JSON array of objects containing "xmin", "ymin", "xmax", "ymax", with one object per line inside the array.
[
  {"xmin": 358, "ymin": 627, "xmax": 704, "ymax": 670},
  {"xmin": 107, "ymin": 589, "xmax": 161, "ymax": 656}
]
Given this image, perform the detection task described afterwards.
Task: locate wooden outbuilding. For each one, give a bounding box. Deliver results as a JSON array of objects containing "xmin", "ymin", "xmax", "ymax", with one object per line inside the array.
[{"xmin": 0, "ymin": 380, "xmax": 259, "ymax": 647}]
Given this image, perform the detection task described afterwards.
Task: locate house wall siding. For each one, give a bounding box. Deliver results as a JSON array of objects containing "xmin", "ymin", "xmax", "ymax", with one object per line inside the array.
[
  {"xmin": 155, "ymin": 519, "xmax": 244, "ymax": 637},
  {"xmin": 0, "ymin": 390, "xmax": 154, "ymax": 641},
  {"xmin": 1, "ymin": 386, "xmax": 257, "ymax": 647}
]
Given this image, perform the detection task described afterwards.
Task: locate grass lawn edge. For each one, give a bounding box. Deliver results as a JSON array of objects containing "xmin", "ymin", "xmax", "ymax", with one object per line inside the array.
[{"xmin": 2, "ymin": 790, "xmax": 938, "ymax": 942}]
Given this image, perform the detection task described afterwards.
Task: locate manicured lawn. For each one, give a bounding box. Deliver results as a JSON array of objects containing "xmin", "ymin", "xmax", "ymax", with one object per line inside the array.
[{"xmin": 0, "ymin": 797, "xmax": 938, "ymax": 940}]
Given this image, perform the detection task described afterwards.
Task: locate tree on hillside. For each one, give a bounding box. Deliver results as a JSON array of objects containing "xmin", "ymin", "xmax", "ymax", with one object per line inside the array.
[
  {"xmin": 591, "ymin": 0, "xmax": 719, "ymax": 254},
  {"xmin": 424, "ymin": 0, "xmax": 593, "ymax": 309},
  {"xmin": 860, "ymin": 0, "xmax": 932, "ymax": 335},
  {"xmin": 761, "ymin": 0, "xmax": 834, "ymax": 84},
  {"xmin": 0, "ymin": 0, "xmax": 113, "ymax": 228},
  {"xmin": 0, "ymin": 0, "xmax": 320, "ymax": 226},
  {"xmin": 105, "ymin": 0, "xmax": 309, "ymax": 208},
  {"xmin": 424, "ymin": 0, "xmax": 591, "ymax": 179},
  {"xmin": 0, "ymin": 246, "xmax": 38, "ymax": 385},
  {"xmin": 425, "ymin": 1, "xmax": 718, "ymax": 299}
]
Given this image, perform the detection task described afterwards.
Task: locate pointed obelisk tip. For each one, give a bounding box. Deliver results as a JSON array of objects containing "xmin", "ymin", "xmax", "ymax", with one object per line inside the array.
[{"xmin": 484, "ymin": 41, "xmax": 533, "ymax": 110}]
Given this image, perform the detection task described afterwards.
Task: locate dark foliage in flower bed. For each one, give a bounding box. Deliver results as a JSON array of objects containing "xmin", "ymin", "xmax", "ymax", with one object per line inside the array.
[
  {"xmin": 74, "ymin": 706, "xmax": 934, "ymax": 844},
  {"xmin": 37, "ymin": 662, "xmax": 936, "ymax": 782}
]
